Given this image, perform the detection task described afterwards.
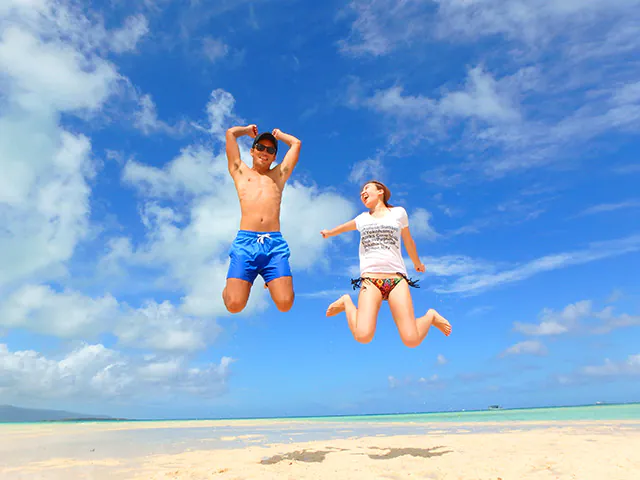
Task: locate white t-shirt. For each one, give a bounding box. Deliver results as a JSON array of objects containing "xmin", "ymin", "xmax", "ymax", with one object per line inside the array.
[{"xmin": 354, "ymin": 207, "xmax": 409, "ymax": 276}]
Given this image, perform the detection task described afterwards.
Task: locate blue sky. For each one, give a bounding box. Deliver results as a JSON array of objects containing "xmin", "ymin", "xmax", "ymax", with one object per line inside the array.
[{"xmin": 0, "ymin": 0, "xmax": 639, "ymax": 420}]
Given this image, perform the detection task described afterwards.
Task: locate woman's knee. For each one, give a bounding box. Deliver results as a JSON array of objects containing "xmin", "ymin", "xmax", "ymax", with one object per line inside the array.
[
  {"xmin": 354, "ymin": 326, "xmax": 375, "ymax": 344},
  {"xmin": 401, "ymin": 335, "xmax": 421, "ymax": 348}
]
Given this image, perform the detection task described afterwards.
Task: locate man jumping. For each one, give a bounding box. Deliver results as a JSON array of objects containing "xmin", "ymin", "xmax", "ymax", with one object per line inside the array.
[{"xmin": 222, "ymin": 124, "xmax": 302, "ymax": 314}]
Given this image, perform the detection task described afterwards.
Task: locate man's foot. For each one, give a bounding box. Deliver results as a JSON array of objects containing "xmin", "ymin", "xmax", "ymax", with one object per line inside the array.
[
  {"xmin": 431, "ymin": 310, "xmax": 452, "ymax": 336},
  {"xmin": 326, "ymin": 295, "xmax": 347, "ymax": 317}
]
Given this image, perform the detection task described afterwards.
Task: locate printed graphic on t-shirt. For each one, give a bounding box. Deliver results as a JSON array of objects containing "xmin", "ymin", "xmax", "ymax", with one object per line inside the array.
[{"xmin": 360, "ymin": 224, "xmax": 400, "ymax": 253}]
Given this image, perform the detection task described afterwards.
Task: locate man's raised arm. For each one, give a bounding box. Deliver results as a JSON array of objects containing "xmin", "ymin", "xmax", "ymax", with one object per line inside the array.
[
  {"xmin": 226, "ymin": 125, "xmax": 257, "ymax": 176},
  {"xmin": 272, "ymin": 129, "xmax": 301, "ymax": 182}
]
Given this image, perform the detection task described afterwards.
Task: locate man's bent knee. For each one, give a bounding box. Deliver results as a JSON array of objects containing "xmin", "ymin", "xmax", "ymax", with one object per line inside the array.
[
  {"xmin": 224, "ymin": 297, "xmax": 247, "ymax": 314},
  {"xmin": 274, "ymin": 292, "xmax": 295, "ymax": 312},
  {"xmin": 223, "ymin": 290, "xmax": 249, "ymax": 314}
]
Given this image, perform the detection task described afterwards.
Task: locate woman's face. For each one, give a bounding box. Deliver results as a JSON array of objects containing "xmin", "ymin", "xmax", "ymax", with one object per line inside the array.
[{"xmin": 360, "ymin": 183, "xmax": 383, "ymax": 208}]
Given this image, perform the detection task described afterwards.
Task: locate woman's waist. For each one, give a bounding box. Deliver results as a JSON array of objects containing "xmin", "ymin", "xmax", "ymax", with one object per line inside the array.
[{"xmin": 359, "ymin": 271, "xmax": 407, "ymax": 279}]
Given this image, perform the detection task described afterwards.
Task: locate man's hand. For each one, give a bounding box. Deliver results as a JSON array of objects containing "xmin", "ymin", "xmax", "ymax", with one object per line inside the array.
[
  {"xmin": 229, "ymin": 124, "xmax": 257, "ymax": 138},
  {"xmin": 246, "ymin": 124, "xmax": 258, "ymax": 138},
  {"xmin": 271, "ymin": 128, "xmax": 302, "ymax": 183},
  {"xmin": 272, "ymin": 128, "xmax": 300, "ymax": 147},
  {"xmin": 320, "ymin": 229, "xmax": 330, "ymax": 239},
  {"xmin": 415, "ymin": 263, "xmax": 426, "ymax": 273}
]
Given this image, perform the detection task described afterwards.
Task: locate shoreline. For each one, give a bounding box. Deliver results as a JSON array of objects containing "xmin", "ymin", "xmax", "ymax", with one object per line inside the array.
[
  {"xmin": 3, "ymin": 402, "xmax": 638, "ymax": 426},
  {"xmin": 1, "ymin": 420, "xmax": 638, "ymax": 479}
]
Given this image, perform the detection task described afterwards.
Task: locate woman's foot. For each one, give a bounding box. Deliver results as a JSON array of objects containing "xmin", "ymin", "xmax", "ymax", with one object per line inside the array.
[
  {"xmin": 326, "ymin": 295, "xmax": 348, "ymax": 317},
  {"xmin": 430, "ymin": 310, "xmax": 452, "ymax": 336}
]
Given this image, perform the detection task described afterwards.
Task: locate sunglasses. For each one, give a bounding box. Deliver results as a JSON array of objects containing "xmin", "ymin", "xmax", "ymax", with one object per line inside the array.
[{"xmin": 254, "ymin": 143, "xmax": 277, "ymax": 155}]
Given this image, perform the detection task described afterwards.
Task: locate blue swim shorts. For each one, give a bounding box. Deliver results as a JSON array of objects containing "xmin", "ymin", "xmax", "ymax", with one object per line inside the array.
[{"xmin": 226, "ymin": 230, "xmax": 292, "ymax": 285}]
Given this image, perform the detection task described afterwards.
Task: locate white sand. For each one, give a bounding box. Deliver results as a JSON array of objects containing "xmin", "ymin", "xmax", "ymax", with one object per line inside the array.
[{"xmin": 1, "ymin": 421, "xmax": 638, "ymax": 479}]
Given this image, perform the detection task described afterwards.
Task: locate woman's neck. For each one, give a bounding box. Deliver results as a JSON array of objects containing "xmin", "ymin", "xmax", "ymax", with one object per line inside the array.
[{"xmin": 369, "ymin": 202, "xmax": 389, "ymax": 215}]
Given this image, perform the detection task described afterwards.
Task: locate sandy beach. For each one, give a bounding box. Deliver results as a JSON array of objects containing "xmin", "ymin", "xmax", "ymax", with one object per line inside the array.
[{"xmin": 1, "ymin": 419, "xmax": 639, "ymax": 479}]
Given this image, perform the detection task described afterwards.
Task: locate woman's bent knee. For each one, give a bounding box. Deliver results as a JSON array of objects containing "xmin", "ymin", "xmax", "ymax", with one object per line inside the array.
[
  {"xmin": 355, "ymin": 329, "xmax": 375, "ymax": 344},
  {"xmin": 402, "ymin": 336, "xmax": 421, "ymax": 348}
]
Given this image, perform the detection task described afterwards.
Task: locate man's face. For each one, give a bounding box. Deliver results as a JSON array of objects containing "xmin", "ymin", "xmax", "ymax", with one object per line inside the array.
[{"xmin": 251, "ymin": 139, "xmax": 276, "ymax": 167}]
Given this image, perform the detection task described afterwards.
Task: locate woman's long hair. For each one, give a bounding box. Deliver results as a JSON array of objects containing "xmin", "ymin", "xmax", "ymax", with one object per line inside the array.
[{"xmin": 363, "ymin": 180, "xmax": 393, "ymax": 207}]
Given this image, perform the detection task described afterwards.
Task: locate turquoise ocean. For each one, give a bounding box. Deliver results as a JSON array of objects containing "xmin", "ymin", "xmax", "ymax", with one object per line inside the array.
[{"xmin": 1, "ymin": 404, "xmax": 638, "ymax": 463}]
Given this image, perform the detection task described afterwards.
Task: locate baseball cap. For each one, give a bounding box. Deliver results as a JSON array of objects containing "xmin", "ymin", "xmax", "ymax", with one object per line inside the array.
[{"xmin": 252, "ymin": 132, "xmax": 278, "ymax": 154}]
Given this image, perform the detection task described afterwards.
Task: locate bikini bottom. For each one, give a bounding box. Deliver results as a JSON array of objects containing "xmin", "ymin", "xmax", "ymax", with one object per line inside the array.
[{"xmin": 350, "ymin": 273, "xmax": 419, "ymax": 301}]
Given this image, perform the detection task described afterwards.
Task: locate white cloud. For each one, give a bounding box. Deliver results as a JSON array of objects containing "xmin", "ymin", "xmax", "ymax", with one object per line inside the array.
[
  {"xmin": 115, "ymin": 300, "xmax": 220, "ymax": 352},
  {"xmin": 418, "ymin": 374, "xmax": 440, "ymax": 384},
  {"xmin": 357, "ymin": 66, "xmax": 529, "ymax": 156},
  {"xmin": 590, "ymin": 310, "xmax": 640, "ymax": 335},
  {"xmin": 389, "ymin": 373, "xmax": 443, "ymax": 389},
  {"xmin": 0, "ymin": 1, "xmax": 131, "ymax": 290},
  {"xmin": 613, "ymin": 164, "xmax": 640, "ymax": 174},
  {"xmin": 134, "ymin": 93, "xmax": 182, "ymax": 135},
  {"xmin": 0, "ymin": 343, "xmax": 234, "ymax": 401},
  {"xmin": 575, "ymin": 200, "xmax": 640, "ymax": 217},
  {"xmin": 204, "ymin": 88, "xmax": 239, "ymax": 138},
  {"xmin": 514, "ymin": 300, "xmax": 591, "ymax": 336},
  {"xmin": 361, "ymin": 66, "xmax": 531, "ymax": 125},
  {"xmin": 433, "ymin": 0, "xmax": 640, "ymax": 47},
  {"xmin": 349, "ymin": 157, "xmax": 384, "ymax": 184},
  {"xmin": 466, "ymin": 306, "xmax": 493, "ymax": 317},
  {"xmin": 281, "ymin": 182, "xmax": 357, "ymax": 270},
  {"xmin": 436, "ymin": 234, "xmax": 640, "ymax": 294},
  {"xmin": 340, "ymin": 1, "xmax": 640, "ymax": 178},
  {"xmin": 583, "ymin": 354, "xmax": 640, "ymax": 377},
  {"xmin": 110, "ymin": 14, "xmax": 149, "ymax": 53},
  {"xmin": 410, "ymin": 208, "xmax": 439, "ymax": 241},
  {"xmin": 436, "ymin": 354, "xmax": 447, "ymax": 365},
  {"xmin": 340, "ymin": 0, "xmax": 640, "ymax": 56},
  {"xmin": 513, "ymin": 299, "xmax": 640, "ymax": 337},
  {"xmin": 607, "ymin": 289, "xmax": 624, "ymax": 303},
  {"xmin": 339, "ymin": 0, "xmax": 640, "ymax": 57},
  {"xmin": 202, "ymin": 36, "xmax": 229, "ymax": 62},
  {"xmin": 338, "ymin": 0, "xmax": 430, "ymax": 57},
  {"xmin": 0, "ymin": 1, "xmax": 239, "ymax": 408},
  {"xmin": 0, "ymin": 285, "xmax": 118, "ymax": 338},
  {"xmin": 0, "ymin": 285, "xmax": 221, "ymax": 352},
  {"xmin": 501, "ymin": 340, "xmax": 547, "ymax": 357}
]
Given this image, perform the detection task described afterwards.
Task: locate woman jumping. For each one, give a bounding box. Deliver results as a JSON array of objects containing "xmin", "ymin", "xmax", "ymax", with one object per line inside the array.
[{"xmin": 320, "ymin": 180, "xmax": 451, "ymax": 348}]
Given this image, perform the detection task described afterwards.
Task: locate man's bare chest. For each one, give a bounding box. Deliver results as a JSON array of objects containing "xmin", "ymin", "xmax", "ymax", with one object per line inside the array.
[{"xmin": 236, "ymin": 173, "xmax": 282, "ymax": 200}]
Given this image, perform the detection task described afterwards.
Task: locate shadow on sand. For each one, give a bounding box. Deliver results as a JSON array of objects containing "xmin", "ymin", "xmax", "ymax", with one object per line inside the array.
[
  {"xmin": 260, "ymin": 445, "xmax": 452, "ymax": 465},
  {"xmin": 366, "ymin": 446, "xmax": 452, "ymax": 460},
  {"xmin": 260, "ymin": 448, "xmax": 348, "ymax": 465}
]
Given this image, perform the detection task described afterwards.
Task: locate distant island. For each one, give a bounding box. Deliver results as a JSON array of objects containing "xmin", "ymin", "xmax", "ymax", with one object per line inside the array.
[{"xmin": 0, "ymin": 405, "xmax": 128, "ymax": 423}]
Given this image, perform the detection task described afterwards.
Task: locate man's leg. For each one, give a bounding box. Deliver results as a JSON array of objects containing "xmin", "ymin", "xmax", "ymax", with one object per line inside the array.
[
  {"xmin": 265, "ymin": 276, "xmax": 294, "ymax": 312},
  {"xmin": 261, "ymin": 237, "xmax": 294, "ymax": 312},
  {"xmin": 222, "ymin": 278, "xmax": 253, "ymax": 314},
  {"xmin": 224, "ymin": 234, "xmax": 256, "ymax": 314}
]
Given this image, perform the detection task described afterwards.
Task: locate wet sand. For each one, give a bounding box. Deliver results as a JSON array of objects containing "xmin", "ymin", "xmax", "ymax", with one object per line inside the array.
[{"xmin": 1, "ymin": 419, "xmax": 638, "ymax": 479}]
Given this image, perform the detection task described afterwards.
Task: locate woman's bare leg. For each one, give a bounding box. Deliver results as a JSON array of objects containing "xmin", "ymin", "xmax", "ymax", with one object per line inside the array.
[
  {"xmin": 387, "ymin": 280, "xmax": 452, "ymax": 348},
  {"xmin": 326, "ymin": 281, "xmax": 383, "ymax": 344}
]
